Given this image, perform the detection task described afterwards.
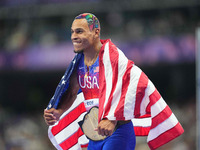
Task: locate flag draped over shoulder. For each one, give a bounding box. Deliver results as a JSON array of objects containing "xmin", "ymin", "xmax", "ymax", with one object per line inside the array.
[
  {"xmin": 98, "ymin": 39, "xmax": 184, "ymax": 149},
  {"xmin": 47, "ymin": 53, "xmax": 82, "ymax": 110},
  {"xmin": 47, "ymin": 53, "xmax": 89, "ymax": 150},
  {"xmin": 47, "ymin": 39, "xmax": 184, "ymax": 150}
]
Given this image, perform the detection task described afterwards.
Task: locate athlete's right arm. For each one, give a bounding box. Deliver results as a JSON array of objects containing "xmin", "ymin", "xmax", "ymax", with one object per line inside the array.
[{"xmin": 43, "ymin": 70, "xmax": 80, "ymax": 126}]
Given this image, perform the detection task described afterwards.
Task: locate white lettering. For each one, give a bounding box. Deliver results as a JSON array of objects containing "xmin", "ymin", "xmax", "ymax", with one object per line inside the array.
[
  {"xmin": 79, "ymin": 75, "xmax": 99, "ymax": 89},
  {"xmin": 87, "ymin": 76, "xmax": 92, "ymax": 89},
  {"xmin": 79, "ymin": 75, "xmax": 86, "ymax": 88},
  {"xmin": 93, "ymin": 76, "xmax": 99, "ymax": 89}
]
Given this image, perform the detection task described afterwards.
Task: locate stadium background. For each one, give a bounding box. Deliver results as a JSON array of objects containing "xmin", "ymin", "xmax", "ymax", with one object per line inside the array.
[{"xmin": 0, "ymin": 0, "xmax": 198, "ymax": 149}]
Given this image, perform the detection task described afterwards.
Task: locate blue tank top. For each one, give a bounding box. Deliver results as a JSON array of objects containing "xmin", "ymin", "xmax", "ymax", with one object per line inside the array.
[{"xmin": 77, "ymin": 54, "xmax": 99, "ymax": 111}]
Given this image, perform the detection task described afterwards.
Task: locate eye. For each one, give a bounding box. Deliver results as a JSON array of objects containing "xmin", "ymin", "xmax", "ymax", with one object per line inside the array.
[
  {"xmin": 77, "ymin": 30, "xmax": 83, "ymax": 34},
  {"xmin": 76, "ymin": 29, "xmax": 84, "ymax": 34}
]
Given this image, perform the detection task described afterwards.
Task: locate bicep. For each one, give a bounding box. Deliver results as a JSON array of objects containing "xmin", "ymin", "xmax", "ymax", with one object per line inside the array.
[
  {"xmin": 58, "ymin": 70, "xmax": 80, "ymax": 109},
  {"xmin": 68, "ymin": 69, "xmax": 80, "ymax": 95}
]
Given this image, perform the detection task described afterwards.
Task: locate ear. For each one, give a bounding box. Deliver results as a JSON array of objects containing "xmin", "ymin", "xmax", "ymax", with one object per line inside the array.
[{"xmin": 94, "ymin": 28, "xmax": 100, "ymax": 38}]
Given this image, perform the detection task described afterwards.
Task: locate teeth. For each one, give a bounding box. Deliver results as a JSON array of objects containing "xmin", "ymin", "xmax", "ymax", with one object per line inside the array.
[{"xmin": 73, "ymin": 41, "xmax": 81, "ymax": 45}]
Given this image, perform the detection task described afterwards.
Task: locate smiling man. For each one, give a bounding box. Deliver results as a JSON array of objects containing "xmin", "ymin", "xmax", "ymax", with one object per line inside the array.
[{"xmin": 44, "ymin": 13, "xmax": 184, "ymax": 150}]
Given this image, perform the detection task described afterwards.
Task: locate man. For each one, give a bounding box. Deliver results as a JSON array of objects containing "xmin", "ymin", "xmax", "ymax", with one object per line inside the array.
[{"xmin": 44, "ymin": 13, "xmax": 183, "ymax": 150}]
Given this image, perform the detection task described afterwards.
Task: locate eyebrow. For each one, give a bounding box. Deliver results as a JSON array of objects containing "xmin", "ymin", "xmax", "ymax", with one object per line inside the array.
[{"xmin": 71, "ymin": 28, "xmax": 84, "ymax": 31}]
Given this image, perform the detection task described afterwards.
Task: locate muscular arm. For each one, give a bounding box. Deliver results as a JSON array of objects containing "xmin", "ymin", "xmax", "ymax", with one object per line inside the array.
[
  {"xmin": 57, "ymin": 69, "xmax": 80, "ymax": 113},
  {"xmin": 44, "ymin": 70, "xmax": 80, "ymax": 126}
]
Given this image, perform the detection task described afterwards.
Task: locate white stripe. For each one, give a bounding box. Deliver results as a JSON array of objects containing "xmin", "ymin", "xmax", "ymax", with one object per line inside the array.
[
  {"xmin": 107, "ymin": 48, "xmax": 128, "ymax": 120},
  {"xmin": 68, "ymin": 143, "xmax": 82, "ymax": 150},
  {"xmin": 146, "ymin": 80, "xmax": 156, "ymax": 96},
  {"xmin": 60, "ymin": 92, "xmax": 85, "ymax": 120},
  {"xmin": 151, "ymin": 97, "xmax": 167, "ymax": 118},
  {"xmin": 147, "ymin": 113, "xmax": 179, "ymax": 142},
  {"xmin": 54, "ymin": 112, "xmax": 86, "ymax": 144},
  {"xmin": 132, "ymin": 118, "xmax": 151, "ymax": 127},
  {"xmin": 139, "ymin": 80, "xmax": 156, "ymax": 116},
  {"xmin": 139, "ymin": 89, "xmax": 150, "ymax": 116},
  {"xmin": 139, "ymin": 80, "xmax": 157, "ymax": 117},
  {"xmin": 48, "ymin": 92, "xmax": 85, "ymax": 150},
  {"xmin": 78, "ymin": 134, "xmax": 89, "ymax": 146},
  {"xmin": 48, "ymin": 127, "xmax": 63, "ymax": 150},
  {"xmin": 102, "ymin": 42, "xmax": 113, "ymax": 119},
  {"xmin": 124, "ymin": 65, "xmax": 142, "ymax": 120}
]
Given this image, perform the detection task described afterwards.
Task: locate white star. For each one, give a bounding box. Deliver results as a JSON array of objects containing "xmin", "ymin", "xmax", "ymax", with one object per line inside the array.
[
  {"xmin": 48, "ymin": 104, "xmax": 52, "ymax": 108},
  {"xmin": 73, "ymin": 60, "xmax": 76, "ymax": 64},
  {"xmin": 62, "ymin": 80, "xmax": 66, "ymax": 85}
]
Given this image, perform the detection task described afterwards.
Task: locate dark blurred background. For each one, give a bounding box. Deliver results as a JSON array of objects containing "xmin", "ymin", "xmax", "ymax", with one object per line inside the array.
[{"xmin": 0, "ymin": 0, "xmax": 198, "ymax": 149}]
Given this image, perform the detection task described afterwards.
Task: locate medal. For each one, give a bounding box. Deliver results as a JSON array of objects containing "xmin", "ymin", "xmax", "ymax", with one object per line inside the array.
[
  {"xmin": 85, "ymin": 73, "xmax": 88, "ymax": 78},
  {"xmin": 78, "ymin": 107, "xmax": 107, "ymax": 141},
  {"xmin": 85, "ymin": 66, "xmax": 89, "ymax": 78}
]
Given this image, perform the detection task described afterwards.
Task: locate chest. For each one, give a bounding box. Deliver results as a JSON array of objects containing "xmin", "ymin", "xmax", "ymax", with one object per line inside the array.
[{"xmin": 76, "ymin": 55, "xmax": 100, "ymax": 100}]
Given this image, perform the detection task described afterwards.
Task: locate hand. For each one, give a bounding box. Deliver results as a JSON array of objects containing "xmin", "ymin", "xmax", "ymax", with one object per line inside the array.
[
  {"xmin": 95, "ymin": 119, "xmax": 117, "ymax": 136},
  {"xmin": 43, "ymin": 108, "xmax": 62, "ymax": 126}
]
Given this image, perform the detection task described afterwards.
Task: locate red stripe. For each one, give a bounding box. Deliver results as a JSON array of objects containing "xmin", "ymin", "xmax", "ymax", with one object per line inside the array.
[
  {"xmin": 134, "ymin": 126, "xmax": 150, "ymax": 136},
  {"xmin": 115, "ymin": 60, "xmax": 133, "ymax": 120},
  {"xmin": 134, "ymin": 72, "xmax": 149, "ymax": 117},
  {"xmin": 51, "ymin": 103, "xmax": 86, "ymax": 135},
  {"xmin": 59, "ymin": 128, "xmax": 84, "ymax": 150},
  {"xmin": 148, "ymin": 122, "xmax": 184, "ymax": 150},
  {"xmin": 151, "ymin": 105, "xmax": 172, "ymax": 129},
  {"xmin": 146, "ymin": 89, "xmax": 161, "ymax": 114},
  {"xmin": 81, "ymin": 144, "xmax": 88, "ymax": 148},
  {"xmin": 98, "ymin": 42, "xmax": 106, "ymax": 122},
  {"xmin": 137, "ymin": 114, "xmax": 151, "ymax": 118},
  {"xmin": 103, "ymin": 41, "xmax": 119, "ymax": 118}
]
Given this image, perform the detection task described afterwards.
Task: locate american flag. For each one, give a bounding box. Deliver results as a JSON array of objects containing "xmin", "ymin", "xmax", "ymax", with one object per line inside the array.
[
  {"xmin": 94, "ymin": 66, "xmax": 99, "ymax": 73},
  {"xmin": 47, "ymin": 53, "xmax": 88, "ymax": 150},
  {"xmin": 47, "ymin": 39, "xmax": 184, "ymax": 150},
  {"xmin": 48, "ymin": 92, "xmax": 88, "ymax": 150}
]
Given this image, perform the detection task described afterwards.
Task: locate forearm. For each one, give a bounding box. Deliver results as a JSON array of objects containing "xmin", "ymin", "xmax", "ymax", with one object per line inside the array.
[{"xmin": 43, "ymin": 88, "xmax": 78, "ymax": 126}]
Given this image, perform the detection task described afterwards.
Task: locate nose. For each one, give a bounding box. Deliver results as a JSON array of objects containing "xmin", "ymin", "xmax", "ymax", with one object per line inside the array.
[{"xmin": 71, "ymin": 32, "xmax": 78, "ymax": 41}]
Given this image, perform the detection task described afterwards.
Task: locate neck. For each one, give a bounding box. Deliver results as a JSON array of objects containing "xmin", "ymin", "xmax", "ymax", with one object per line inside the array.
[{"xmin": 84, "ymin": 40, "xmax": 102, "ymax": 67}]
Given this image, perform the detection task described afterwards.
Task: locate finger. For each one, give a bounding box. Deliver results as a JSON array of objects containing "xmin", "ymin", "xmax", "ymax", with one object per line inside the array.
[
  {"xmin": 44, "ymin": 109, "xmax": 52, "ymax": 113},
  {"xmin": 44, "ymin": 116, "xmax": 57, "ymax": 125},
  {"xmin": 45, "ymin": 116, "xmax": 56, "ymax": 122},
  {"xmin": 44, "ymin": 113, "xmax": 56, "ymax": 120},
  {"xmin": 104, "ymin": 130, "xmax": 109, "ymax": 136},
  {"xmin": 99, "ymin": 128, "xmax": 105, "ymax": 136},
  {"xmin": 44, "ymin": 114, "xmax": 58, "ymax": 120},
  {"xmin": 46, "ymin": 120, "xmax": 57, "ymax": 126},
  {"xmin": 97, "ymin": 126, "xmax": 101, "ymax": 135},
  {"xmin": 108, "ymin": 130, "xmax": 113, "ymax": 136},
  {"xmin": 44, "ymin": 115, "xmax": 57, "ymax": 121},
  {"xmin": 45, "ymin": 108, "xmax": 56, "ymax": 113}
]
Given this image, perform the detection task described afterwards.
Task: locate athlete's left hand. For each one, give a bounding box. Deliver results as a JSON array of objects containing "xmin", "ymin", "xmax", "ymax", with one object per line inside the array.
[{"xmin": 95, "ymin": 119, "xmax": 117, "ymax": 136}]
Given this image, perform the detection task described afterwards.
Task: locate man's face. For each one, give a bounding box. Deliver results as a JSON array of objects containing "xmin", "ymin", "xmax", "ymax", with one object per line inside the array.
[{"xmin": 71, "ymin": 19, "xmax": 95, "ymax": 53}]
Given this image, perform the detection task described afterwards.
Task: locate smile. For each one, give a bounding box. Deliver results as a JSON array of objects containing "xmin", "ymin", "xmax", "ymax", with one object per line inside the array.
[{"xmin": 73, "ymin": 41, "xmax": 81, "ymax": 45}]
